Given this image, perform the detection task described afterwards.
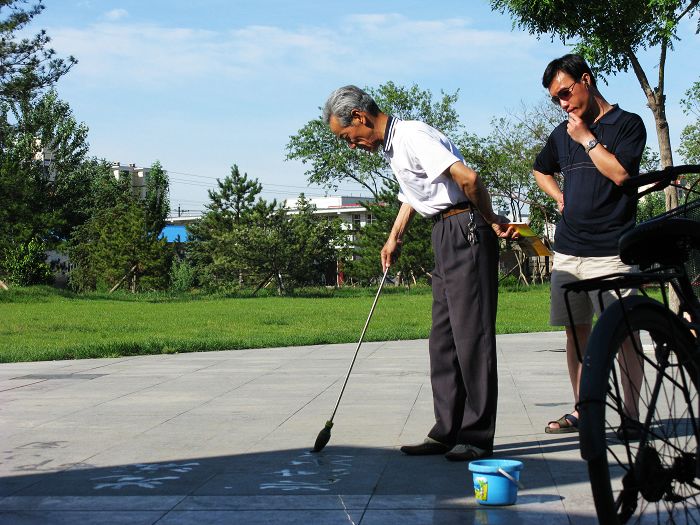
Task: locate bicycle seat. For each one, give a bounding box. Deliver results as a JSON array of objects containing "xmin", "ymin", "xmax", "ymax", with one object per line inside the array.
[{"xmin": 619, "ymin": 217, "xmax": 700, "ymax": 267}]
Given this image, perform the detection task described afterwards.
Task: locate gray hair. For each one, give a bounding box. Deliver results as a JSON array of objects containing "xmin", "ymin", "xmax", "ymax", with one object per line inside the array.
[{"xmin": 322, "ymin": 85, "xmax": 380, "ymax": 126}]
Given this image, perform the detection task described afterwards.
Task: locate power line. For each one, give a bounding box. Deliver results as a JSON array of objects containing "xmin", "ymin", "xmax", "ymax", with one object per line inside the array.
[
  {"xmin": 165, "ymin": 169, "xmax": 369, "ymax": 194},
  {"xmin": 167, "ymin": 178, "xmax": 371, "ymax": 199},
  {"xmin": 168, "ymin": 180, "xmax": 332, "ymax": 198}
]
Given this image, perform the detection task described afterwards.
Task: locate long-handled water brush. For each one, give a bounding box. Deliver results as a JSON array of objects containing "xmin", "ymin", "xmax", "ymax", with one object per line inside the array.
[{"xmin": 312, "ymin": 267, "xmax": 389, "ymax": 453}]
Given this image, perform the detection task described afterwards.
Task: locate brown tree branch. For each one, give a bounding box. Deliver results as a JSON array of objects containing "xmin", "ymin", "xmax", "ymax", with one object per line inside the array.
[
  {"xmin": 626, "ymin": 50, "xmax": 657, "ymax": 106},
  {"xmin": 675, "ymin": 0, "xmax": 700, "ymax": 24}
]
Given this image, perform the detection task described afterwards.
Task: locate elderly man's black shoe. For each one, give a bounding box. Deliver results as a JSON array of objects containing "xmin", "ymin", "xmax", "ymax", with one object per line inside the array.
[
  {"xmin": 400, "ymin": 437, "xmax": 451, "ymax": 455},
  {"xmin": 444, "ymin": 444, "xmax": 492, "ymax": 462}
]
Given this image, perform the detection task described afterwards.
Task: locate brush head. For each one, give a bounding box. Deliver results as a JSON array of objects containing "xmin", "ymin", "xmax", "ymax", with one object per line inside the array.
[{"xmin": 312, "ymin": 421, "xmax": 333, "ymax": 452}]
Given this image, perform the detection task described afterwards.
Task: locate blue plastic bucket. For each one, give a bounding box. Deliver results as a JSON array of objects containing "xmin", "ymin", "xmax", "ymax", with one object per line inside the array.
[{"xmin": 468, "ymin": 459, "xmax": 523, "ymax": 505}]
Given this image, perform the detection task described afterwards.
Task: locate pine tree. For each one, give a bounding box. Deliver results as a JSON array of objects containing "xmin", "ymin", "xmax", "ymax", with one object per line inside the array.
[
  {"xmin": 186, "ymin": 164, "xmax": 268, "ymax": 290},
  {"xmin": 344, "ymin": 188, "xmax": 433, "ymax": 286},
  {"xmin": 144, "ymin": 160, "xmax": 170, "ymax": 237},
  {"xmin": 68, "ymin": 200, "xmax": 170, "ymax": 292},
  {"xmin": 286, "ymin": 194, "xmax": 347, "ymax": 287},
  {"xmin": 0, "ymin": 1, "xmax": 76, "ymax": 104}
]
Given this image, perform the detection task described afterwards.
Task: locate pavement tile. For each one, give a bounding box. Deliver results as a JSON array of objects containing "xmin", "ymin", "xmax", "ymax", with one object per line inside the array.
[
  {"xmin": 0, "ymin": 510, "xmax": 165, "ymax": 524},
  {"xmin": 157, "ymin": 509, "xmax": 364, "ymax": 524},
  {"xmin": 0, "ymin": 331, "xmax": 610, "ymax": 524}
]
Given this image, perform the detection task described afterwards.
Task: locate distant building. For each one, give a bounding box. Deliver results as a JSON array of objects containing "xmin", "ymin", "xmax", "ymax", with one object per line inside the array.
[
  {"xmin": 161, "ymin": 207, "xmax": 200, "ymax": 243},
  {"xmin": 284, "ymin": 195, "xmax": 377, "ymax": 243},
  {"xmin": 160, "ymin": 224, "xmax": 188, "ymax": 242},
  {"xmin": 162, "ymin": 195, "xmax": 378, "ymax": 243},
  {"xmin": 33, "ymin": 140, "xmax": 57, "ymax": 181},
  {"xmin": 112, "ymin": 162, "xmax": 151, "ymax": 199}
]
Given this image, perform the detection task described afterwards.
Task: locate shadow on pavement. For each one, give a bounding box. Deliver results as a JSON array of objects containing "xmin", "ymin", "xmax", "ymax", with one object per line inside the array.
[{"xmin": 0, "ymin": 443, "xmax": 599, "ymax": 524}]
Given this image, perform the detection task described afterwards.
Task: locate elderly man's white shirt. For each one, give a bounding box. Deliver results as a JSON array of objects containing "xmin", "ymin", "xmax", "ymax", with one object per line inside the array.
[{"xmin": 383, "ymin": 118, "xmax": 468, "ymax": 217}]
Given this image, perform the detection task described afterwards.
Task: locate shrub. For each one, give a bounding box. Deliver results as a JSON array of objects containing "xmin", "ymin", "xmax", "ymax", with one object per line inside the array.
[
  {"xmin": 1, "ymin": 239, "xmax": 53, "ymax": 286},
  {"xmin": 170, "ymin": 259, "xmax": 194, "ymax": 293}
]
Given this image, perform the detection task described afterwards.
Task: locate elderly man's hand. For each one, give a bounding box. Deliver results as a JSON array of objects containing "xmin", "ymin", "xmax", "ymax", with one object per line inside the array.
[
  {"xmin": 381, "ymin": 237, "xmax": 401, "ymax": 270},
  {"xmin": 490, "ymin": 215, "xmax": 519, "ymax": 239}
]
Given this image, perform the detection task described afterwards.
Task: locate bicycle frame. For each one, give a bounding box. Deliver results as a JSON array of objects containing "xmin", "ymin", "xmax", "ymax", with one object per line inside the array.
[{"xmin": 566, "ymin": 164, "xmax": 700, "ymax": 522}]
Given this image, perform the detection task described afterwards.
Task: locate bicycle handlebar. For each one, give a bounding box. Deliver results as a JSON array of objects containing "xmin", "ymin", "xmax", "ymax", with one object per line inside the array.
[{"xmin": 623, "ymin": 164, "xmax": 700, "ymax": 197}]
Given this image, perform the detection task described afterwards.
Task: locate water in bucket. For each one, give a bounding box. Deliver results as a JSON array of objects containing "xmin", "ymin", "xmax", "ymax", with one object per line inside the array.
[{"xmin": 468, "ymin": 459, "xmax": 523, "ymax": 506}]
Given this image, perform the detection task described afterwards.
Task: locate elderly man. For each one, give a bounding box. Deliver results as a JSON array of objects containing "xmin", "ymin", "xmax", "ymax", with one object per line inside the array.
[{"xmin": 323, "ymin": 85, "xmax": 515, "ymax": 461}]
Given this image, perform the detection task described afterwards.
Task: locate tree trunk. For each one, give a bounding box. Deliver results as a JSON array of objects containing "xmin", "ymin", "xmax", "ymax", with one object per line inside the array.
[
  {"xmin": 109, "ymin": 264, "xmax": 138, "ymax": 294},
  {"xmin": 276, "ymin": 271, "xmax": 285, "ymax": 295},
  {"xmin": 649, "ymin": 100, "xmax": 679, "ymax": 210},
  {"xmin": 642, "ymin": 86, "xmax": 680, "ymax": 311},
  {"xmin": 514, "ymin": 248, "xmax": 530, "ymax": 285},
  {"xmin": 252, "ymin": 274, "xmax": 273, "ymax": 296},
  {"xmin": 628, "ymin": 49, "xmax": 678, "ymax": 210}
]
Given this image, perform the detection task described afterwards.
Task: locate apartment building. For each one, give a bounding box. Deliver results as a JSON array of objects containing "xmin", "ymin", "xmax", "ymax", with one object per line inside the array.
[{"xmin": 111, "ymin": 162, "xmax": 151, "ymax": 200}]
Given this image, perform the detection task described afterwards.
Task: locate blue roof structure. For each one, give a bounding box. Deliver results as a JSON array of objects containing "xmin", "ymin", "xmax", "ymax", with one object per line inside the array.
[{"xmin": 160, "ymin": 224, "xmax": 188, "ymax": 242}]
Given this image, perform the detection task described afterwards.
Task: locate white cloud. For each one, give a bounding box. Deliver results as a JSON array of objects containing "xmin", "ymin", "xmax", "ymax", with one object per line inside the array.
[
  {"xmin": 103, "ymin": 9, "xmax": 129, "ymax": 21},
  {"xmin": 47, "ymin": 13, "xmax": 537, "ymax": 89}
]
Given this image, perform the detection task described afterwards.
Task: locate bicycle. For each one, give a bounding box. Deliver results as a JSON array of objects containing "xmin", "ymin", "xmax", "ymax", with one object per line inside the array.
[{"xmin": 562, "ymin": 164, "xmax": 700, "ymax": 524}]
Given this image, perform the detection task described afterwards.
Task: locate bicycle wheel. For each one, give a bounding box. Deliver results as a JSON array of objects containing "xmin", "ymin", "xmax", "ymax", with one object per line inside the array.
[{"xmin": 579, "ymin": 295, "xmax": 700, "ymax": 524}]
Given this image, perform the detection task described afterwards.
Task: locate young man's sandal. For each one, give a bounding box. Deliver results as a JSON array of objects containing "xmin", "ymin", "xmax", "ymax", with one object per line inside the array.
[{"xmin": 545, "ymin": 413, "xmax": 579, "ymax": 434}]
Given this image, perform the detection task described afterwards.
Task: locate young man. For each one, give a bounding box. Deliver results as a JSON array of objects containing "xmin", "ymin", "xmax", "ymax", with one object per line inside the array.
[
  {"xmin": 533, "ymin": 55, "xmax": 646, "ymax": 435},
  {"xmin": 323, "ymin": 85, "xmax": 516, "ymax": 461}
]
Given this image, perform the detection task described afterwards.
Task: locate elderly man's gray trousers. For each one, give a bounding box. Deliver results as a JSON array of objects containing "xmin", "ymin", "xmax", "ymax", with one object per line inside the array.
[{"xmin": 427, "ymin": 211, "xmax": 499, "ymax": 451}]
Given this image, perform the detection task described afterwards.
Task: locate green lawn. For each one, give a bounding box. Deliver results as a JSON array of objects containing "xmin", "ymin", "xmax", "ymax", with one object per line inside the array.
[{"xmin": 0, "ymin": 284, "xmax": 557, "ymax": 362}]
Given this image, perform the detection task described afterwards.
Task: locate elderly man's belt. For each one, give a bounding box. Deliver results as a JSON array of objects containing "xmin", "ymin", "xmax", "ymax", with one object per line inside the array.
[{"xmin": 433, "ymin": 202, "xmax": 472, "ymax": 222}]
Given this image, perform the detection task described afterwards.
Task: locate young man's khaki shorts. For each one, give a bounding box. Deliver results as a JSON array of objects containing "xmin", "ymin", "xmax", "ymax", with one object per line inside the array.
[{"xmin": 550, "ymin": 252, "xmax": 637, "ymax": 326}]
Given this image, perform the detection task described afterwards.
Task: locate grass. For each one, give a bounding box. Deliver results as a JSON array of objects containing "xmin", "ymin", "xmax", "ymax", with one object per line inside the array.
[{"xmin": 0, "ymin": 283, "xmax": 557, "ymax": 363}]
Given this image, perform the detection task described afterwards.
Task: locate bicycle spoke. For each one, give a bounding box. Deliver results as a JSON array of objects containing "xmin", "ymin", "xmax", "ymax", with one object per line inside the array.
[{"xmin": 589, "ymin": 312, "xmax": 700, "ymax": 523}]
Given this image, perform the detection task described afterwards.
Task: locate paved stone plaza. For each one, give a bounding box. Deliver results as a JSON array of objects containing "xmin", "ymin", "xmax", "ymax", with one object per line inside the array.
[{"xmin": 0, "ymin": 332, "xmax": 600, "ymax": 524}]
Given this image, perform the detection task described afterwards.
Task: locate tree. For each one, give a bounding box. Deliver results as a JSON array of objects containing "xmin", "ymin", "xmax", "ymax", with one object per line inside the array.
[
  {"xmin": 635, "ymin": 147, "xmax": 666, "ymax": 222},
  {"xmin": 68, "ymin": 169, "xmax": 166, "ymax": 292},
  {"xmin": 0, "ymin": 89, "xmax": 90, "ymax": 240},
  {"xmin": 220, "ymin": 195, "xmax": 346, "ymax": 293},
  {"xmin": 220, "ymin": 164, "xmax": 263, "ymax": 223},
  {"xmin": 0, "ymin": 0, "xmax": 76, "ymax": 104},
  {"xmin": 188, "ymin": 164, "xmax": 263, "ymax": 236},
  {"xmin": 65, "ymin": 163, "xmax": 173, "ymax": 292},
  {"xmin": 462, "ymin": 108, "xmax": 550, "ymax": 224},
  {"xmin": 463, "ymin": 99, "xmax": 562, "ymax": 234},
  {"xmin": 68, "ymin": 200, "xmax": 171, "ymax": 292},
  {"xmin": 0, "ymin": 2, "xmax": 90, "ymax": 287},
  {"xmin": 679, "ymin": 79, "xmax": 700, "ymax": 165},
  {"xmin": 0, "ymin": 237, "xmax": 52, "ymax": 286},
  {"xmin": 285, "ymin": 194, "xmax": 347, "ymax": 287},
  {"xmin": 343, "ymin": 190, "xmax": 434, "ymax": 286},
  {"xmin": 186, "ymin": 164, "xmax": 271, "ymax": 289},
  {"xmin": 0, "ymin": 104, "xmax": 43, "ymax": 245},
  {"xmin": 0, "ymin": 90, "xmax": 91, "ymax": 284},
  {"xmin": 224, "ymin": 205, "xmax": 291, "ymax": 294},
  {"xmin": 143, "ymin": 160, "xmax": 170, "ymax": 237},
  {"xmin": 48, "ymin": 158, "xmax": 111, "ymax": 245},
  {"xmin": 491, "ymin": 0, "xmax": 700, "ymax": 210},
  {"xmin": 0, "ymin": 1, "xmax": 84, "ymax": 251},
  {"xmin": 10, "ymin": 89, "xmax": 89, "ymax": 173}
]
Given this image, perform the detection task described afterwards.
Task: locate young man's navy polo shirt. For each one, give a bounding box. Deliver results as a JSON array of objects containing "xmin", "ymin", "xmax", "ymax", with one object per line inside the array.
[{"xmin": 533, "ymin": 105, "xmax": 646, "ymax": 256}]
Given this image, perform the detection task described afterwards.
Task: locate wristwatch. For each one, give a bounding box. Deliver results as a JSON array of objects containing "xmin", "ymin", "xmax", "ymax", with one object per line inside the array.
[{"xmin": 585, "ymin": 138, "xmax": 599, "ymax": 154}]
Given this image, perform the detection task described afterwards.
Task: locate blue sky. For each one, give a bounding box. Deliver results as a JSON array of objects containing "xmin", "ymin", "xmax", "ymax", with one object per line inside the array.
[{"xmin": 37, "ymin": 1, "xmax": 700, "ymax": 214}]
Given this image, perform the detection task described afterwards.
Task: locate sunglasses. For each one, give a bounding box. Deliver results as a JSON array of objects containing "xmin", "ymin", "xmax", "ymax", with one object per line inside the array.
[{"xmin": 551, "ymin": 80, "xmax": 578, "ymax": 105}]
